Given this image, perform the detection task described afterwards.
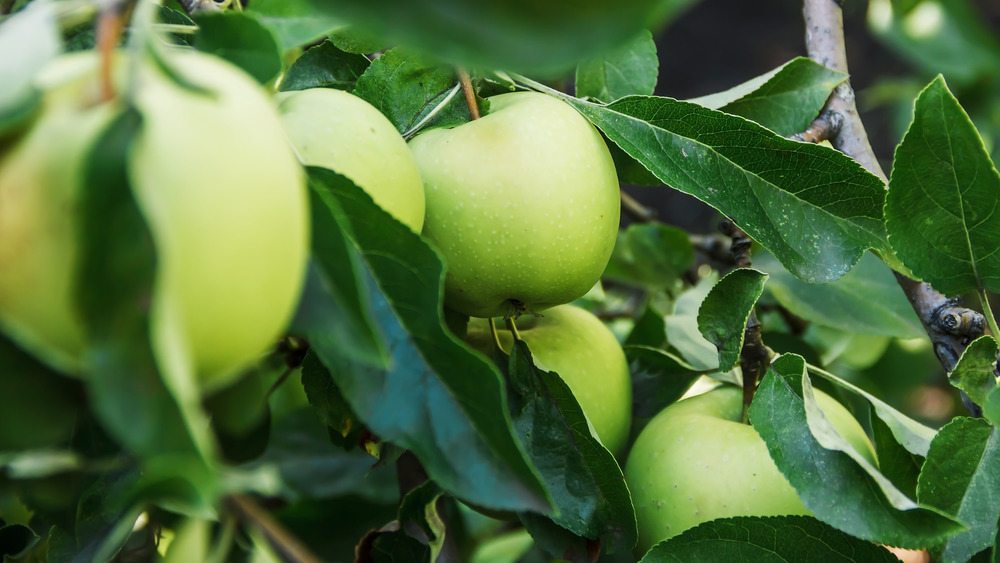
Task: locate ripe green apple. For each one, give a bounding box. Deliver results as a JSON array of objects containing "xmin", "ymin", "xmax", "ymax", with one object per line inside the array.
[
  {"xmin": 625, "ymin": 385, "xmax": 876, "ymax": 554},
  {"xmin": 408, "ymin": 92, "xmax": 620, "ymax": 318},
  {"xmin": 276, "ymin": 88, "xmax": 425, "ymax": 232},
  {"xmin": 465, "ymin": 304, "xmax": 632, "ymax": 456},
  {"xmin": 0, "ymin": 50, "xmax": 309, "ymax": 389}
]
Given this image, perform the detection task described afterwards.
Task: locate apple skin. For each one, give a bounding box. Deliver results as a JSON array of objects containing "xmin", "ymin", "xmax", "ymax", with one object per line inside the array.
[
  {"xmin": 625, "ymin": 385, "xmax": 876, "ymax": 555},
  {"xmin": 465, "ymin": 304, "xmax": 632, "ymax": 456},
  {"xmin": 277, "ymin": 88, "xmax": 425, "ymax": 232},
  {"xmin": 0, "ymin": 51, "xmax": 309, "ymax": 389},
  {"xmin": 408, "ymin": 92, "xmax": 620, "ymax": 318}
]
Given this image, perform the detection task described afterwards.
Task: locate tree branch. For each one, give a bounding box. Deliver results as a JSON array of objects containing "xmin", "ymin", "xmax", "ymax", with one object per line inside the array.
[
  {"xmin": 225, "ymin": 494, "xmax": 323, "ymax": 563},
  {"xmin": 801, "ymin": 0, "xmax": 986, "ymax": 414}
]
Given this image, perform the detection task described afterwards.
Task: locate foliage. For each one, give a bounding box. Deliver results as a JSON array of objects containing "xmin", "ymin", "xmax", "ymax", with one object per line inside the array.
[{"xmin": 1, "ymin": 0, "xmax": 1000, "ymax": 561}]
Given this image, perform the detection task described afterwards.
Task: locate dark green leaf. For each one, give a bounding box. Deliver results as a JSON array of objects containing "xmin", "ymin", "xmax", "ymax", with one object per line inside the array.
[
  {"xmin": 885, "ymin": 76, "xmax": 1000, "ymax": 297},
  {"xmin": 0, "ymin": 334, "xmax": 81, "ymax": 451},
  {"xmin": 505, "ymin": 340, "xmax": 636, "ymax": 554},
  {"xmin": 871, "ymin": 410, "xmax": 923, "ymax": 501},
  {"xmin": 45, "ymin": 468, "xmax": 143, "ymax": 563},
  {"xmin": 368, "ymin": 530, "xmax": 431, "ymax": 563},
  {"xmin": 697, "ymin": 269, "xmax": 768, "ymax": 371},
  {"xmin": 985, "ymin": 386, "xmax": 1000, "ymax": 428},
  {"xmin": 398, "ymin": 481, "xmax": 445, "ymax": 559},
  {"xmin": 244, "ymin": 0, "xmax": 345, "ymax": 51},
  {"xmin": 563, "ymin": 95, "xmax": 888, "ymax": 283},
  {"xmin": 750, "ymin": 355, "xmax": 963, "ymax": 549},
  {"xmin": 300, "ymin": 350, "xmax": 364, "ymax": 449},
  {"xmin": 603, "ymin": 224, "xmax": 694, "ymax": 290},
  {"xmin": 625, "ymin": 345, "xmax": 700, "ymax": 419},
  {"xmin": 255, "ymin": 409, "xmax": 397, "ymax": 503},
  {"xmin": 519, "ymin": 512, "xmax": 596, "ymax": 563},
  {"xmin": 329, "ymin": 27, "xmax": 385, "ymax": 54},
  {"xmin": 193, "ymin": 12, "xmax": 282, "ymax": 85},
  {"xmin": 949, "ymin": 336, "xmax": 1000, "ymax": 408},
  {"xmin": 0, "ymin": 0, "xmax": 59, "ymax": 134},
  {"xmin": 0, "ymin": 522, "xmax": 38, "ymax": 559},
  {"xmin": 757, "ymin": 251, "xmax": 924, "ymax": 339},
  {"xmin": 279, "ymin": 40, "xmax": 370, "ymax": 92},
  {"xmin": 917, "ymin": 417, "xmax": 1000, "ymax": 563},
  {"xmin": 352, "ymin": 49, "xmax": 480, "ymax": 136},
  {"xmin": 310, "ymin": 0, "xmax": 673, "ymax": 75},
  {"xmin": 305, "ymin": 167, "xmax": 549, "ymax": 513},
  {"xmin": 688, "ymin": 57, "xmax": 848, "ymax": 136},
  {"xmin": 157, "ymin": 5, "xmax": 196, "ymax": 46},
  {"xmin": 576, "ymin": 29, "xmax": 658, "ymax": 102},
  {"xmin": 639, "ymin": 515, "xmax": 900, "ymax": 562}
]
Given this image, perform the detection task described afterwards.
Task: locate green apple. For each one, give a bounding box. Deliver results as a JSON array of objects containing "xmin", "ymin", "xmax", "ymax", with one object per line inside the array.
[
  {"xmin": 0, "ymin": 50, "xmax": 309, "ymax": 389},
  {"xmin": 625, "ymin": 385, "xmax": 876, "ymax": 554},
  {"xmin": 408, "ymin": 92, "xmax": 620, "ymax": 318},
  {"xmin": 466, "ymin": 304, "xmax": 632, "ymax": 456},
  {"xmin": 276, "ymin": 88, "xmax": 425, "ymax": 232}
]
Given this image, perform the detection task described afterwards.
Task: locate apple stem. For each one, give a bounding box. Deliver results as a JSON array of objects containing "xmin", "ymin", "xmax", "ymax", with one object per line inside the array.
[
  {"xmin": 488, "ymin": 318, "xmax": 505, "ymax": 352},
  {"xmin": 457, "ymin": 68, "xmax": 481, "ymax": 120},
  {"xmin": 96, "ymin": 1, "xmax": 132, "ymax": 103}
]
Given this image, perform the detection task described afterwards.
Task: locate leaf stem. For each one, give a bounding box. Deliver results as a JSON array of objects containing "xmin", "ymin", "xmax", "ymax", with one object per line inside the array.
[
  {"xmin": 225, "ymin": 494, "xmax": 323, "ymax": 563},
  {"xmin": 978, "ymin": 290, "xmax": 1000, "ymax": 339},
  {"xmin": 457, "ymin": 68, "xmax": 480, "ymax": 120}
]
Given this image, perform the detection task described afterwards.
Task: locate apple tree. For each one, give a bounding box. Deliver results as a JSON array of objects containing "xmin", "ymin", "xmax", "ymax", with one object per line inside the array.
[{"xmin": 1, "ymin": 0, "xmax": 1000, "ymax": 561}]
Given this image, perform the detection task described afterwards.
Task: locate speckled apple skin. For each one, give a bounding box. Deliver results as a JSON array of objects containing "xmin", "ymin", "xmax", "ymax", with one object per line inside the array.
[{"xmin": 408, "ymin": 92, "xmax": 620, "ymax": 318}]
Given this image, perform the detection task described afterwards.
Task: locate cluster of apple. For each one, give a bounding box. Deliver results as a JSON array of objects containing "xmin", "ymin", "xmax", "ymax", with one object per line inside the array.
[{"xmin": 0, "ymin": 44, "xmax": 879, "ymax": 557}]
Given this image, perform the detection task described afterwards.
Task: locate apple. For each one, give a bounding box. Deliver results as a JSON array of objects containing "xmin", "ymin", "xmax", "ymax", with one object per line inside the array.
[
  {"xmin": 276, "ymin": 88, "xmax": 425, "ymax": 232},
  {"xmin": 408, "ymin": 92, "xmax": 620, "ymax": 318},
  {"xmin": 625, "ymin": 385, "xmax": 876, "ymax": 555},
  {"xmin": 0, "ymin": 50, "xmax": 309, "ymax": 389},
  {"xmin": 465, "ymin": 304, "xmax": 632, "ymax": 456}
]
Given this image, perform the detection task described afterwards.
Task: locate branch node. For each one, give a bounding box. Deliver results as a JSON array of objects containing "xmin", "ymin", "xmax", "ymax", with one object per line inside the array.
[{"xmin": 790, "ymin": 109, "xmax": 844, "ymax": 144}]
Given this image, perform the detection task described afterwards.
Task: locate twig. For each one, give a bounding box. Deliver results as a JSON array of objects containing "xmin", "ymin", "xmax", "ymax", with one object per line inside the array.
[
  {"xmin": 457, "ymin": 68, "xmax": 480, "ymax": 120},
  {"xmin": 719, "ymin": 221, "xmax": 769, "ymax": 423},
  {"xmin": 801, "ymin": 0, "xmax": 987, "ymax": 415},
  {"xmin": 176, "ymin": 0, "xmax": 221, "ymax": 14},
  {"xmin": 225, "ymin": 494, "xmax": 323, "ymax": 563},
  {"xmin": 620, "ymin": 190, "xmax": 656, "ymax": 223},
  {"xmin": 96, "ymin": 1, "xmax": 132, "ymax": 102}
]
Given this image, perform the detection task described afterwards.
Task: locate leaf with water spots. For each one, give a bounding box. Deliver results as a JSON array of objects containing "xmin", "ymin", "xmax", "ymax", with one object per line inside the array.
[{"xmin": 562, "ymin": 95, "xmax": 888, "ymax": 284}]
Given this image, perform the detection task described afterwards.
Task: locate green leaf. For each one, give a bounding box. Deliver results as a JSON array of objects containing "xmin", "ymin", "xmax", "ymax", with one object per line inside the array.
[
  {"xmin": 0, "ymin": 522, "xmax": 38, "ymax": 559},
  {"xmin": 193, "ymin": 12, "xmax": 282, "ymax": 85},
  {"xmin": 506, "ymin": 340, "xmax": 637, "ymax": 554},
  {"xmin": 624, "ymin": 306, "xmax": 667, "ymax": 348},
  {"xmin": 352, "ymin": 49, "xmax": 480, "ymax": 136},
  {"xmin": 625, "ymin": 345, "xmax": 700, "ymax": 419},
  {"xmin": 0, "ymin": 0, "xmax": 59, "ymax": 136},
  {"xmin": 688, "ymin": 57, "xmax": 848, "ymax": 136},
  {"xmin": 805, "ymin": 361, "xmax": 938, "ymax": 457},
  {"xmin": 867, "ymin": 0, "xmax": 1000, "ymax": 87},
  {"xmin": 398, "ymin": 481, "xmax": 446, "ymax": 561},
  {"xmin": 78, "ymin": 109, "xmax": 214, "ymax": 480},
  {"xmin": 602, "ymin": 223, "xmax": 694, "ymax": 290},
  {"xmin": 750, "ymin": 354, "xmax": 963, "ymax": 549},
  {"xmin": 949, "ymin": 335, "xmax": 1000, "ymax": 408},
  {"xmin": 575, "ymin": 29, "xmax": 658, "ymax": 103},
  {"xmin": 985, "ymin": 386, "xmax": 1000, "ymax": 428},
  {"xmin": 244, "ymin": 0, "xmax": 345, "ymax": 51},
  {"xmin": 871, "ymin": 410, "xmax": 923, "ymax": 502},
  {"xmin": 757, "ymin": 251, "xmax": 924, "ymax": 339},
  {"xmin": 255, "ymin": 409, "xmax": 397, "ymax": 503},
  {"xmin": 697, "ymin": 268, "xmax": 768, "ymax": 372},
  {"xmin": 639, "ymin": 515, "xmax": 901, "ymax": 562},
  {"xmin": 885, "ymin": 76, "xmax": 1000, "ymax": 297},
  {"xmin": 304, "ymin": 167, "xmax": 549, "ymax": 513},
  {"xmin": 665, "ymin": 274, "xmax": 723, "ymax": 371},
  {"xmin": 299, "ymin": 351, "xmax": 364, "ymax": 450},
  {"xmin": 563, "ymin": 95, "xmax": 888, "ymax": 284},
  {"xmin": 278, "ymin": 40, "xmax": 370, "ymax": 92},
  {"xmin": 917, "ymin": 417, "xmax": 1000, "ymax": 563},
  {"xmin": 308, "ymin": 0, "xmax": 673, "ymax": 75}
]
